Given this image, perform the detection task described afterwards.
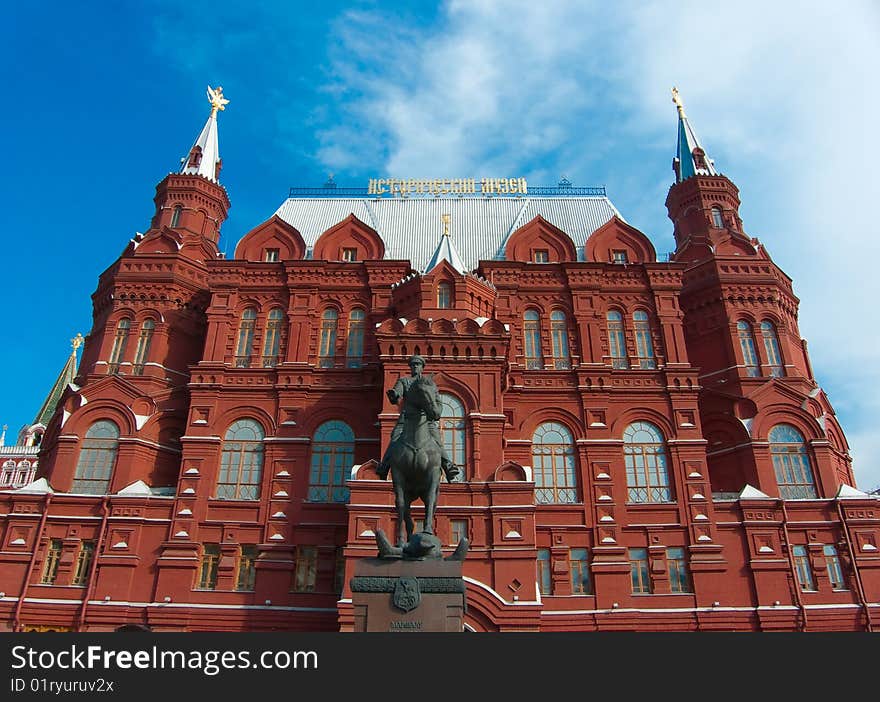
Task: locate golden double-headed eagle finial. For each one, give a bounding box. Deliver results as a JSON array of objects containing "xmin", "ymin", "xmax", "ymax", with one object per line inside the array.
[
  {"xmin": 441, "ymin": 213, "xmax": 451, "ymax": 237},
  {"xmin": 71, "ymin": 333, "xmax": 84, "ymax": 354},
  {"xmin": 207, "ymin": 85, "xmax": 229, "ymax": 117},
  {"xmin": 671, "ymin": 86, "xmax": 686, "ymax": 116}
]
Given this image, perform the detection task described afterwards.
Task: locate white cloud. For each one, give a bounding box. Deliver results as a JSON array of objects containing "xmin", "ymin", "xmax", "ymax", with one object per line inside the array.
[{"xmin": 320, "ymin": 0, "xmax": 880, "ymax": 489}]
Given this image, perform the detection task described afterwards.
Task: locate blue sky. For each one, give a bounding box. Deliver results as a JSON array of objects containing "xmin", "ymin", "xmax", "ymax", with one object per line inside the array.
[{"xmin": 2, "ymin": 1, "xmax": 878, "ymax": 489}]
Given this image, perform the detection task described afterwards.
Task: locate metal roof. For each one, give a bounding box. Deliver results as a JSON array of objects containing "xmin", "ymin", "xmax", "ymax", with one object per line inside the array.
[{"xmin": 272, "ymin": 196, "xmax": 624, "ymax": 271}]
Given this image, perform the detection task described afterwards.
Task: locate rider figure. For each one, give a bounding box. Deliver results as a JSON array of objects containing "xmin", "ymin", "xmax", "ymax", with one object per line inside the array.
[{"xmin": 377, "ymin": 355, "xmax": 461, "ymax": 483}]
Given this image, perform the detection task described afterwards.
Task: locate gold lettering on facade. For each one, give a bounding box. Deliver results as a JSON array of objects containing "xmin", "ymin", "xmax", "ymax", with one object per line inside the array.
[{"xmin": 368, "ymin": 177, "xmax": 523, "ymax": 197}]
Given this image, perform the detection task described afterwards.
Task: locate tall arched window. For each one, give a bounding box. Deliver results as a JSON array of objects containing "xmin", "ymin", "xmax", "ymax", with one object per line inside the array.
[
  {"xmin": 439, "ymin": 393, "xmax": 466, "ymax": 481},
  {"xmin": 437, "ymin": 282, "xmax": 452, "ymax": 309},
  {"xmin": 217, "ymin": 419, "xmax": 264, "ymax": 500},
  {"xmin": 308, "ymin": 421, "xmax": 354, "ymax": 502},
  {"xmin": 769, "ymin": 424, "xmax": 816, "ymax": 499},
  {"xmin": 711, "ymin": 206, "xmax": 724, "ymax": 228},
  {"xmin": 170, "ymin": 205, "xmax": 183, "ymax": 228},
  {"xmin": 633, "ymin": 310, "xmax": 656, "ymax": 369},
  {"xmin": 72, "ymin": 420, "xmax": 120, "ymax": 494},
  {"xmin": 532, "ymin": 422, "xmax": 577, "ymax": 504},
  {"xmin": 1, "ymin": 460, "xmax": 15, "ymax": 486},
  {"xmin": 737, "ymin": 321, "xmax": 760, "ymax": 377},
  {"xmin": 132, "ymin": 319, "xmax": 155, "ymax": 375},
  {"xmin": 550, "ymin": 310, "xmax": 571, "ymax": 369},
  {"xmin": 607, "ymin": 311, "xmax": 628, "ymax": 369},
  {"xmin": 523, "ymin": 310, "xmax": 543, "ymax": 369},
  {"xmin": 346, "ymin": 309, "xmax": 365, "ymax": 368},
  {"xmin": 108, "ymin": 319, "xmax": 131, "ymax": 374},
  {"xmin": 262, "ymin": 308, "xmax": 283, "ymax": 367},
  {"xmin": 761, "ymin": 321, "xmax": 784, "ymax": 377},
  {"xmin": 235, "ymin": 308, "xmax": 256, "ymax": 367},
  {"xmin": 318, "ymin": 308, "xmax": 338, "ymax": 368},
  {"xmin": 623, "ymin": 421, "xmax": 671, "ymax": 503}
]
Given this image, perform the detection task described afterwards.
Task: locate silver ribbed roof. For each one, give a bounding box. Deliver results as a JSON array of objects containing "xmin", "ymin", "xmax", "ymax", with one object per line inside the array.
[{"xmin": 271, "ymin": 196, "xmax": 624, "ymax": 271}]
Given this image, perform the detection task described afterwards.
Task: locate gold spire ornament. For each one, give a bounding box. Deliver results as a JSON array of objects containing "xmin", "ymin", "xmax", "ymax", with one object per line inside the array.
[
  {"xmin": 207, "ymin": 85, "xmax": 229, "ymax": 117},
  {"xmin": 441, "ymin": 213, "xmax": 451, "ymax": 237},
  {"xmin": 671, "ymin": 86, "xmax": 686, "ymax": 116},
  {"xmin": 70, "ymin": 333, "xmax": 84, "ymax": 355}
]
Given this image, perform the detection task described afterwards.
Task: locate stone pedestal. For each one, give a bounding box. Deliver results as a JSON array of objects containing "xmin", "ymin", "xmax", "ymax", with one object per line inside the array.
[{"xmin": 351, "ymin": 557, "xmax": 466, "ymax": 632}]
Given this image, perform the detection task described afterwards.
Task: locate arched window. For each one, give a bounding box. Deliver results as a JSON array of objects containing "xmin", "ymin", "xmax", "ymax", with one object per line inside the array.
[
  {"xmin": 633, "ymin": 310, "xmax": 656, "ymax": 369},
  {"xmin": 623, "ymin": 421, "xmax": 672, "ymax": 503},
  {"xmin": 346, "ymin": 309, "xmax": 366, "ymax": 368},
  {"xmin": 439, "ymin": 393, "xmax": 466, "ymax": 481},
  {"xmin": 108, "ymin": 318, "xmax": 131, "ymax": 374},
  {"xmin": 308, "ymin": 420, "xmax": 354, "ymax": 502},
  {"xmin": 711, "ymin": 206, "xmax": 724, "ymax": 228},
  {"xmin": 318, "ymin": 308, "xmax": 338, "ymax": 368},
  {"xmin": 550, "ymin": 310, "xmax": 571, "ymax": 369},
  {"xmin": 532, "ymin": 422, "xmax": 577, "ymax": 504},
  {"xmin": 235, "ymin": 308, "xmax": 256, "ymax": 367},
  {"xmin": 262, "ymin": 308, "xmax": 283, "ymax": 367},
  {"xmin": 217, "ymin": 419, "xmax": 264, "ymax": 500},
  {"xmin": 132, "ymin": 319, "xmax": 155, "ymax": 375},
  {"xmin": 761, "ymin": 321, "xmax": 784, "ymax": 377},
  {"xmin": 437, "ymin": 282, "xmax": 452, "ymax": 309},
  {"xmin": 607, "ymin": 311, "xmax": 628, "ymax": 369},
  {"xmin": 523, "ymin": 309, "xmax": 543, "ymax": 370},
  {"xmin": 72, "ymin": 420, "xmax": 120, "ymax": 494},
  {"xmin": 1, "ymin": 460, "xmax": 15, "ymax": 486},
  {"xmin": 737, "ymin": 321, "xmax": 760, "ymax": 377},
  {"xmin": 170, "ymin": 205, "xmax": 183, "ymax": 228},
  {"xmin": 769, "ymin": 424, "xmax": 816, "ymax": 499},
  {"xmin": 15, "ymin": 460, "xmax": 33, "ymax": 488}
]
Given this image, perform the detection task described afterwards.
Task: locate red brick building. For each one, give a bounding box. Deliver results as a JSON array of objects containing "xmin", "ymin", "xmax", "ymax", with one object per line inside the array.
[{"xmin": 1, "ymin": 88, "xmax": 877, "ymax": 632}]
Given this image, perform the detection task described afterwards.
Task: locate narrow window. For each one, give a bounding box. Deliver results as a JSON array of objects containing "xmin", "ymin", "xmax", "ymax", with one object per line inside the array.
[
  {"xmin": 633, "ymin": 310, "xmax": 656, "ymax": 369},
  {"xmin": 624, "ymin": 421, "xmax": 672, "ymax": 503},
  {"xmin": 612, "ymin": 249, "xmax": 628, "ymax": 264},
  {"xmin": 537, "ymin": 549, "xmax": 552, "ymax": 595},
  {"xmin": 550, "ymin": 310, "xmax": 571, "ymax": 369},
  {"xmin": 132, "ymin": 319, "xmax": 155, "ymax": 375},
  {"xmin": 532, "ymin": 422, "xmax": 577, "ymax": 504},
  {"xmin": 264, "ymin": 248, "xmax": 280, "ymax": 262},
  {"xmin": 292, "ymin": 546, "xmax": 318, "ymax": 592},
  {"xmin": 308, "ymin": 421, "xmax": 354, "ymax": 502},
  {"xmin": 607, "ymin": 311, "xmax": 628, "ymax": 369},
  {"xmin": 769, "ymin": 424, "xmax": 817, "ymax": 499},
  {"xmin": 187, "ymin": 145, "xmax": 203, "ymax": 168},
  {"xmin": 667, "ymin": 547, "xmax": 692, "ymax": 593},
  {"xmin": 792, "ymin": 545, "xmax": 816, "ymax": 591},
  {"xmin": 711, "ymin": 206, "xmax": 724, "ymax": 228},
  {"xmin": 570, "ymin": 548, "xmax": 592, "ymax": 595},
  {"xmin": 235, "ymin": 308, "xmax": 256, "ymax": 367},
  {"xmin": 450, "ymin": 519, "xmax": 469, "ymax": 546},
  {"xmin": 318, "ymin": 308, "xmax": 338, "ymax": 368},
  {"xmin": 40, "ymin": 539, "xmax": 63, "ymax": 585},
  {"xmin": 235, "ymin": 545, "xmax": 258, "ymax": 591},
  {"xmin": 737, "ymin": 321, "xmax": 760, "ymax": 377},
  {"xmin": 437, "ymin": 282, "xmax": 452, "ymax": 309},
  {"xmin": 533, "ymin": 249, "xmax": 549, "ymax": 263},
  {"xmin": 262, "ymin": 308, "xmax": 283, "ymax": 367},
  {"xmin": 761, "ymin": 321, "xmax": 784, "ymax": 377},
  {"xmin": 0, "ymin": 461, "xmax": 14, "ymax": 486},
  {"xmin": 629, "ymin": 548, "xmax": 652, "ymax": 594},
  {"xmin": 823, "ymin": 545, "xmax": 846, "ymax": 589},
  {"xmin": 439, "ymin": 393, "xmax": 466, "ymax": 481},
  {"xmin": 197, "ymin": 544, "xmax": 220, "ymax": 590},
  {"xmin": 523, "ymin": 309, "xmax": 543, "ymax": 369},
  {"xmin": 72, "ymin": 420, "xmax": 120, "ymax": 495},
  {"xmin": 217, "ymin": 419, "xmax": 264, "ymax": 500},
  {"xmin": 108, "ymin": 318, "xmax": 131, "ymax": 374},
  {"xmin": 71, "ymin": 541, "xmax": 96, "ymax": 587},
  {"xmin": 170, "ymin": 205, "xmax": 183, "ymax": 228},
  {"xmin": 346, "ymin": 309, "xmax": 365, "ymax": 368},
  {"xmin": 342, "ymin": 247, "xmax": 357, "ymax": 262}
]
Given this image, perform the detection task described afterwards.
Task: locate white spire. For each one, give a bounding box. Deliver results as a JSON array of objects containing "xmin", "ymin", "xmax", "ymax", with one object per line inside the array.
[
  {"xmin": 180, "ymin": 85, "xmax": 227, "ymax": 182},
  {"xmin": 424, "ymin": 214, "xmax": 467, "ymax": 274}
]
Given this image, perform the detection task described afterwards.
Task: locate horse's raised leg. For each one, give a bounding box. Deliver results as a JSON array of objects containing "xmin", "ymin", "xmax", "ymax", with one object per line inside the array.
[{"xmin": 394, "ymin": 484, "xmax": 412, "ymax": 547}]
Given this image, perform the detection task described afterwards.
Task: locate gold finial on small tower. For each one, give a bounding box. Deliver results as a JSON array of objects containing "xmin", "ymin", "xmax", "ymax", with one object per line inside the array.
[
  {"xmin": 207, "ymin": 85, "xmax": 230, "ymax": 118},
  {"xmin": 671, "ymin": 86, "xmax": 686, "ymax": 117},
  {"xmin": 70, "ymin": 333, "xmax": 84, "ymax": 355},
  {"xmin": 441, "ymin": 213, "xmax": 451, "ymax": 237}
]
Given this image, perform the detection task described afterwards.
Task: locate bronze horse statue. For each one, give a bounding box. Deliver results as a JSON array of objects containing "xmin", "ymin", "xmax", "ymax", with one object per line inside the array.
[{"xmin": 385, "ymin": 375, "xmax": 444, "ymax": 547}]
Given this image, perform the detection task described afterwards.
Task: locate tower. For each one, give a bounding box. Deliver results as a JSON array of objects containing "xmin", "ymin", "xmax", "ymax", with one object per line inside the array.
[{"xmin": 666, "ymin": 88, "xmax": 853, "ymax": 498}]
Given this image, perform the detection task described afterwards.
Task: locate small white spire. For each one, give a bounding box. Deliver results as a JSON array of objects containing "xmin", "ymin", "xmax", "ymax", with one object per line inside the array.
[
  {"xmin": 672, "ymin": 87, "xmax": 718, "ymax": 182},
  {"xmin": 180, "ymin": 85, "xmax": 227, "ymax": 182},
  {"xmin": 424, "ymin": 213, "xmax": 467, "ymax": 274}
]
